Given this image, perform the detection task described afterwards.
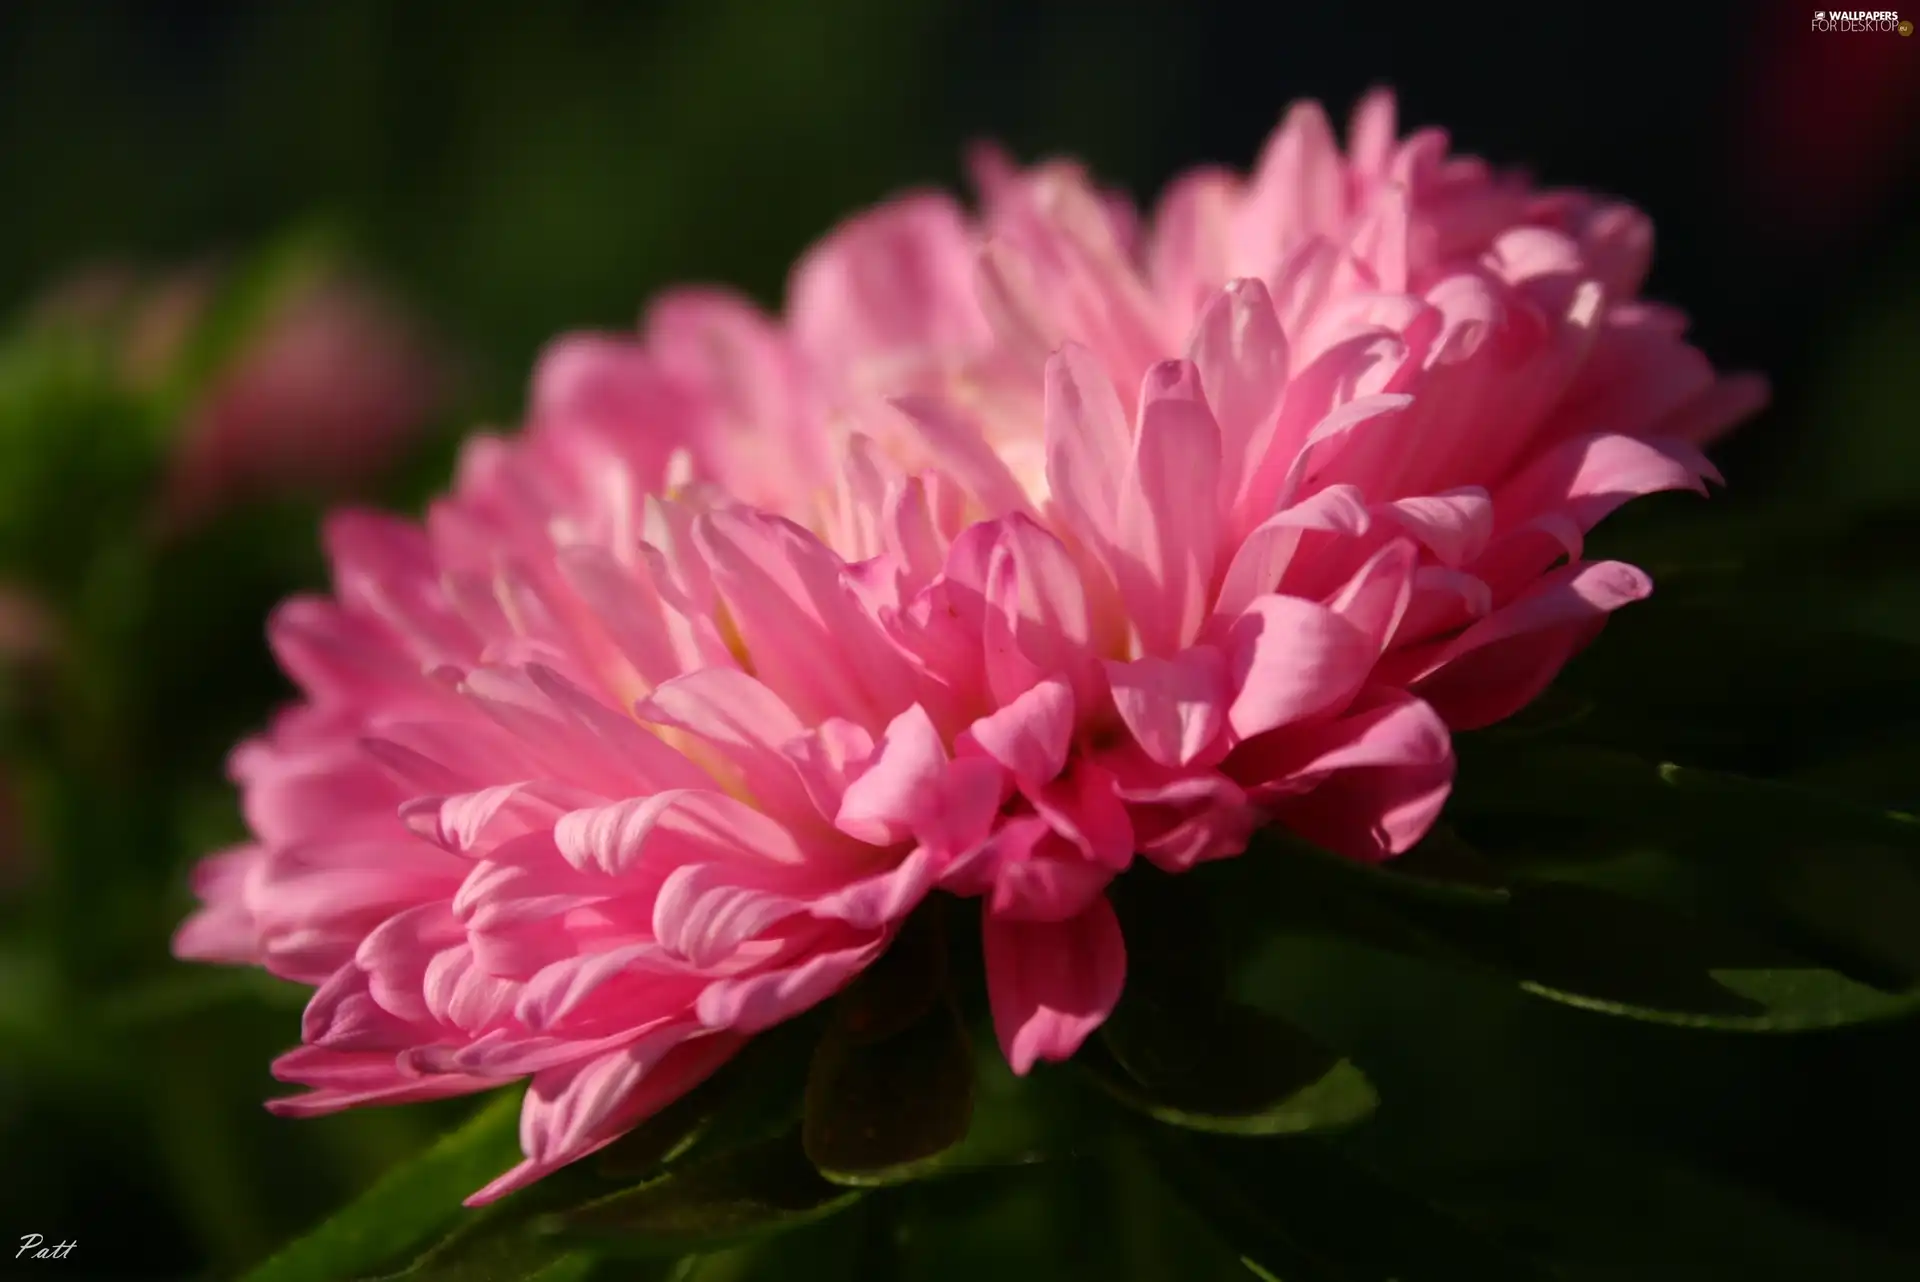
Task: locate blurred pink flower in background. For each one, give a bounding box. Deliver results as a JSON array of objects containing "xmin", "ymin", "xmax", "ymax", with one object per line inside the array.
[
  {"xmin": 0, "ymin": 584, "xmax": 53, "ymax": 660},
  {"xmin": 160, "ymin": 276, "xmax": 448, "ymax": 529},
  {"xmin": 33, "ymin": 262, "xmax": 449, "ymax": 529},
  {"xmin": 0, "ymin": 583, "xmax": 54, "ymax": 891},
  {"xmin": 175, "ymin": 91, "xmax": 1764, "ymax": 1197}
]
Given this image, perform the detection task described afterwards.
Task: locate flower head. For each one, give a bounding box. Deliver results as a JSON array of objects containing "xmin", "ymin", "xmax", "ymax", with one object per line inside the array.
[
  {"xmin": 176, "ymin": 91, "xmax": 1764, "ymax": 1195},
  {"xmin": 739, "ymin": 89, "xmax": 1767, "ymax": 1070}
]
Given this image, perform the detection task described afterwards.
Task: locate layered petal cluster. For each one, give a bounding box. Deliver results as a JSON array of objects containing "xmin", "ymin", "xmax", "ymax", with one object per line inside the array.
[
  {"xmin": 177, "ymin": 91, "xmax": 1764, "ymax": 1196},
  {"xmin": 174, "ymin": 436, "xmax": 986, "ymax": 1201},
  {"xmin": 743, "ymin": 89, "xmax": 1765, "ymax": 1068}
]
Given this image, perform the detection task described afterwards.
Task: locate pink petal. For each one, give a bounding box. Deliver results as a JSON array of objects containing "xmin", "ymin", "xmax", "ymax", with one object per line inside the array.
[
  {"xmin": 835, "ymin": 704, "xmax": 950, "ymax": 847},
  {"xmin": 266, "ymin": 1048, "xmax": 497, "ymax": 1118},
  {"xmin": 779, "ymin": 717, "xmax": 877, "ymax": 822},
  {"xmin": 1326, "ymin": 539, "xmax": 1418, "ymax": 650},
  {"xmin": 1043, "ymin": 342, "xmax": 1131, "ymax": 552},
  {"xmin": 514, "ymin": 945, "xmax": 702, "ymax": 1033},
  {"xmin": 981, "ymin": 515, "xmax": 1100, "ymax": 708},
  {"xmin": 1347, "ymin": 88, "xmax": 1398, "ymax": 178},
  {"xmin": 1493, "ymin": 432, "xmax": 1716, "ymax": 535},
  {"xmin": 301, "ymin": 964, "xmax": 420, "ymax": 1051},
  {"xmin": 356, "ymin": 902, "xmax": 463, "ymax": 1023},
  {"xmin": 1658, "ymin": 372, "xmax": 1770, "ymax": 448},
  {"xmin": 1105, "ymin": 645, "xmax": 1229, "ymax": 768},
  {"xmin": 984, "ymin": 898, "xmax": 1127, "ymax": 1076},
  {"xmin": 1377, "ymin": 488, "xmax": 1494, "ymax": 567},
  {"xmin": 807, "ymin": 843, "xmax": 943, "ymax": 931},
  {"xmin": 1148, "ymin": 166, "xmax": 1238, "ymax": 321},
  {"xmin": 788, "ymin": 194, "xmax": 986, "ymax": 379},
  {"xmin": 467, "ymin": 1030, "xmax": 741, "ymax": 1206},
  {"xmin": 653, "ymin": 865, "xmax": 810, "ymax": 968},
  {"xmin": 890, "ymin": 394, "xmax": 1034, "ymax": 517},
  {"xmin": 1213, "ymin": 483, "xmax": 1373, "ymax": 621},
  {"xmin": 694, "ymin": 934, "xmax": 885, "ymax": 1034},
  {"xmin": 1187, "ymin": 278, "xmax": 1288, "ymax": 507},
  {"xmin": 420, "ymin": 945, "xmax": 519, "ymax": 1032},
  {"xmin": 976, "ymin": 240, "xmax": 1062, "ymax": 373},
  {"xmin": 553, "ymin": 791, "xmax": 804, "ymax": 877},
  {"xmin": 694, "ymin": 509, "xmax": 920, "ymax": 730},
  {"xmin": 637, "ymin": 668, "xmax": 813, "ymax": 816},
  {"xmin": 964, "ymin": 676, "xmax": 1076, "ymax": 783},
  {"xmin": 1113, "ymin": 360, "xmax": 1224, "ymax": 654},
  {"xmin": 1025, "ymin": 762, "xmax": 1134, "ymax": 872},
  {"xmin": 1236, "ymin": 100, "xmax": 1347, "ymax": 259},
  {"xmin": 1412, "ymin": 560, "xmax": 1652, "ymax": 730},
  {"xmin": 1254, "ymin": 687, "xmax": 1455, "ymax": 861},
  {"xmin": 1225, "ymin": 595, "xmax": 1377, "ymax": 741},
  {"xmin": 988, "ymin": 832, "xmax": 1115, "ymax": 924},
  {"xmin": 172, "ymin": 846, "xmax": 267, "ymax": 964}
]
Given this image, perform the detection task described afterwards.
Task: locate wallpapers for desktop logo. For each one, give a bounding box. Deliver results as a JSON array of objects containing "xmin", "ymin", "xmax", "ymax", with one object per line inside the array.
[{"xmin": 1812, "ymin": 9, "xmax": 1913, "ymax": 31}]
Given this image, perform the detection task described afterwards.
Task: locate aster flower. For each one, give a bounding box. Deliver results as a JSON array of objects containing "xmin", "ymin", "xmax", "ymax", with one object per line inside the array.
[
  {"xmin": 742, "ymin": 89, "xmax": 1766, "ymax": 1068},
  {"xmin": 175, "ymin": 90, "xmax": 1765, "ymax": 1199}
]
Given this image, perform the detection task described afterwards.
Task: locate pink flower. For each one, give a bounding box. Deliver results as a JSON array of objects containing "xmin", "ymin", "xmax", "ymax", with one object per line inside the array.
[
  {"xmin": 176, "ymin": 91, "xmax": 1765, "ymax": 1194},
  {"xmin": 754, "ymin": 90, "xmax": 1765, "ymax": 1070},
  {"xmin": 159, "ymin": 276, "xmax": 447, "ymax": 528},
  {"xmin": 173, "ymin": 355, "xmax": 986, "ymax": 1201}
]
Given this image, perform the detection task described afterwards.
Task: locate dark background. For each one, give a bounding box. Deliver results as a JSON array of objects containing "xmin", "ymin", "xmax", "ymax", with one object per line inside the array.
[{"xmin": 1, "ymin": 2, "xmax": 1917, "ymax": 1278}]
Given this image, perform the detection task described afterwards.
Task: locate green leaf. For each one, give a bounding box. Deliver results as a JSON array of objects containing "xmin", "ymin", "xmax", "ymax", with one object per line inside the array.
[
  {"xmin": 1400, "ymin": 882, "xmax": 1920, "ymax": 1032},
  {"xmin": 947, "ymin": 1027, "xmax": 1106, "ymax": 1173},
  {"xmin": 544, "ymin": 1131, "xmax": 861, "ymax": 1258},
  {"xmin": 801, "ymin": 1002, "xmax": 974, "ymax": 1187},
  {"xmin": 1265, "ymin": 824, "xmax": 1511, "ymax": 908},
  {"xmin": 1089, "ymin": 1018, "xmax": 1378, "ymax": 1138},
  {"xmin": 1222, "ymin": 832, "xmax": 1920, "ymax": 1033},
  {"xmin": 592, "ymin": 1071, "xmax": 730, "ymax": 1183},
  {"xmin": 240, "ymin": 1091, "xmax": 524, "ymax": 1282},
  {"xmin": 1100, "ymin": 869, "xmax": 1377, "ymax": 1135},
  {"xmin": 880, "ymin": 1144, "xmax": 1249, "ymax": 1282},
  {"xmin": 802, "ymin": 948, "xmax": 975, "ymax": 1186},
  {"xmin": 1537, "ymin": 603, "xmax": 1920, "ymax": 772},
  {"xmin": 1146, "ymin": 1128, "xmax": 1556, "ymax": 1282},
  {"xmin": 371, "ymin": 1224, "xmax": 599, "ymax": 1282},
  {"xmin": 1756, "ymin": 844, "xmax": 1920, "ymax": 986},
  {"xmin": 670, "ymin": 1010, "xmax": 826, "ymax": 1166},
  {"xmin": 825, "ymin": 901, "xmax": 948, "ymax": 1043},
  {"xmin": 369, "ymin": 1089, "xmax": 731, "ymax": 1282},
  {"xmin": 665, "ymin": 1200, "xmax": 876, "ymax": 1282},
  {"xmin": 1451, "ymin": 744, "xmax": 1920, "ymax": 853}
]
